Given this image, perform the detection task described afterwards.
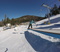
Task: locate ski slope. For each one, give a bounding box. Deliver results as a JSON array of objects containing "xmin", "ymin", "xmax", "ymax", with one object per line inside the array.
[
  {"xmin": 35, "ymin": 14, "xmax": 60, "ymax": 29},
  {"xmin": 36, "ymin": 14, "xmax": 60, "ymax": 25},
  {"xmin": 0, "ymin": 26, "xmax": 36, "ymax": 52},
  {"xmin": 0, "ymin": 14, "xmax": 60, "ymax": 52}
]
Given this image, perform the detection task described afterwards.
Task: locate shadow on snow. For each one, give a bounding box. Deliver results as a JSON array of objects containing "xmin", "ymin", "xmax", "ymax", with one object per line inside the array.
[
  {"xmin": 36, "ymin": 24, "xmax": 60, "ymax": 29},
  {"xmin": 25, "ymin": 31, "xmax": 60, "ymax": 52},
  {"xmin": 39, "ymin": 17, "xmax": 60, "ymax": 25}
]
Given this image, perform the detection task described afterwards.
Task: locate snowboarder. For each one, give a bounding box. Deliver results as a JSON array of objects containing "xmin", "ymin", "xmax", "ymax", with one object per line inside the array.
[{"xmin": 28, "ymin": 20, "xmax": 35, "ymax": 29}]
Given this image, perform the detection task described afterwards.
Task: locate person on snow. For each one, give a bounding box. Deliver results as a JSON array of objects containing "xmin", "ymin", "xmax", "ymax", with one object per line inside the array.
[{"xmin": 28, "ymin": 20, "xmax": 35, "ymax": 29}]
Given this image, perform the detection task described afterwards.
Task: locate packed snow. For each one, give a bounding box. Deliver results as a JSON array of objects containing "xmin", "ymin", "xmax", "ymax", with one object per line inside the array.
[{"xmin": 0, "ymin": 14, "xmax": 60, "ymax": 52}]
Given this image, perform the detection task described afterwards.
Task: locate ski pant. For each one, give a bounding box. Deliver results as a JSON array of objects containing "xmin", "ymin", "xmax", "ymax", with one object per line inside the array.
[{"xmin": 28, "ymin": 24, "xmax": 32, "ymax": 29}]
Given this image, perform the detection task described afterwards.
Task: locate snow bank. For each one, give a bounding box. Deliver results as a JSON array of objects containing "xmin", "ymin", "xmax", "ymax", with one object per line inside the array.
[
  {"xmin": 35, "ymin": 14, "xmax": 60, "ymax": 29},
  {"xmin": 36, "ymin": 14, "xmax": 60, "ymax": 25}
]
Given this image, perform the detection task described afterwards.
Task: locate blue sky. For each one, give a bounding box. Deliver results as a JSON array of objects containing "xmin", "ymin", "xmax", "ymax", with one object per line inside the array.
[{"xmin": 0, "ymin": 0, "xmax": 60, "ymax": 21}]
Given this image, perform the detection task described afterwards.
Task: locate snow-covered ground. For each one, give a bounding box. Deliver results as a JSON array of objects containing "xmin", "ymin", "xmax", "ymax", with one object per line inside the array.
[
  {"xmin": 0, "ymin": 14, "xmax": 60, "ymax": 52},
  {"xmin": 35, "ymin": 14, "xmax": 60, "ymax": 29},
  {"xmin": 0, "ymin": 26, "xmax": 36, "ymax": 52}
]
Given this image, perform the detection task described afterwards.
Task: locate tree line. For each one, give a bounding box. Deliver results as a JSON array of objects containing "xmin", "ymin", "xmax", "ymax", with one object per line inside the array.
[{"xmin": 0, "ymin": 15, "xmax": 45, "ymax": 26}]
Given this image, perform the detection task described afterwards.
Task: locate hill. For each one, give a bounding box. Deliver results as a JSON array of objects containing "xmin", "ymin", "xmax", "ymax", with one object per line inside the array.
[
  {"xmin": 1, "ymin": 15, "xmax": 45, "ymax": 26},
  {"xmin": 16, "ymin": 15, "xmax": 45, "ymax": 22}
]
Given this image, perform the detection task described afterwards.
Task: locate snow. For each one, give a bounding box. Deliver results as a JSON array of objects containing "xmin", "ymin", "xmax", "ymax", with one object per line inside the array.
[
  {"xmin": 36, "ymin": 14, "xmax": 60, "ymax": 25},
  {"xmin": 25, "ymin": 30, "xmax": 60, "ymax": 52},
  {"xmin": 0, "ymin": 26, "xmax": 35, "ymax": 52},
  {"xmin": 34, "ymin": 14, "xmax": 60, "ymax": 29},
  {"xmin": 0, "ymin": 14, "xmax": 60, "ymax": 52},
  {"xmin": 28, "ymin": 29, "xmax": 60, "ymax": 42}
]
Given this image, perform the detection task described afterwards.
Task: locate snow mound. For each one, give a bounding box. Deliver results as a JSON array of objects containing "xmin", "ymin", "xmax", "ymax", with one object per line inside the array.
[{"xmin": 35, "ymin": 14, "xmax": 60, "ymax": 29}]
